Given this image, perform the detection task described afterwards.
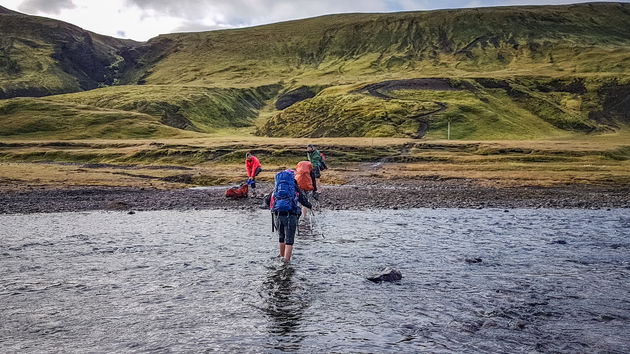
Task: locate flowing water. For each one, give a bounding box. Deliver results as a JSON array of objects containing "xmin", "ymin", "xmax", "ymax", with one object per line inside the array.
[{"xmin": 1, "ymin": 208, "xmax": 629, "ymax": 353}]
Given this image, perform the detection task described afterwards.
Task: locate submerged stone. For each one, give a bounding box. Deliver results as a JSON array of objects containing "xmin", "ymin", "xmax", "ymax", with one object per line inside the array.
[{"xmin": 367, "ymin": 267, "xmax": 402, "ymax": 283}]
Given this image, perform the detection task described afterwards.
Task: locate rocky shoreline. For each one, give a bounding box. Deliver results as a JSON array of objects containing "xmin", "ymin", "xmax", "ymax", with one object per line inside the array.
[{"xmin": 1, "ymin": 179, "xmax": 629, "ymax": 214}]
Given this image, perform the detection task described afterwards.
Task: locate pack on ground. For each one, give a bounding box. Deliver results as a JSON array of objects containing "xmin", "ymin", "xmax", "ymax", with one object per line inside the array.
[
  {"xmin": 225, "ymin": 183, "xmax": 248, "ymax": 199},
  {"xmin": 272, "ymin": 170, "xmax": 297, "ymax": 212},
  {"xmin": 296, "ymin": 161, "xmax": 314, "ymax": 191}
]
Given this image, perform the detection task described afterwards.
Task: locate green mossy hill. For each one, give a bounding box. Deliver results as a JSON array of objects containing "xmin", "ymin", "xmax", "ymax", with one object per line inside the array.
[
  {"xmin": 0, "ymin": 84, "xmax": 281, "ymax": 139},
  {"xmin": 0, "ymin": 8, "xmax": 136, "ymax": 98},
  {"xmin": 2, "ymin": 3, "xmax": 630, "ymax": 140},
  {"xmin": 0, "ymin": 97, "xmax": 185, "ymax": 139},
  {"xmin": 259, "ymin": 84, "xmax": 443, "ymax": 138},
  {"xmin": 2, "ymin": 3, "xmax": 630, "ymax": 94},
  {"xmin": 143, "ymin": 2, "xmax": 630, "ymax": 86},
  {"xmin": 48, "ymin": 85, "xmax": 280, "ymax": 132},
  {"xmin": 260, "ymin": 77, "xmax": 630, "ymax": 139},
  {"xmin": 0, "ymin": 5, "xmax": 18, "ymax": 14}
]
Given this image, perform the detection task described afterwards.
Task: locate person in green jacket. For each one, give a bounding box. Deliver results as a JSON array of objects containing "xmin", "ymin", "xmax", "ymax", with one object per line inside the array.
[{"xmin": 306, "ymin": 144, "xmax": 324, "ymax": 195}]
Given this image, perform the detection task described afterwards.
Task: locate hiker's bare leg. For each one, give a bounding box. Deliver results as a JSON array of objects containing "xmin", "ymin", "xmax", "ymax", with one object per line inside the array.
[
  {"xmin": 284, "ymin": 245, "xmax": 293, "ymax": 262},
  {"xmin": 279, "ymin": 242, "xmax": 285, "ymax": 257}
]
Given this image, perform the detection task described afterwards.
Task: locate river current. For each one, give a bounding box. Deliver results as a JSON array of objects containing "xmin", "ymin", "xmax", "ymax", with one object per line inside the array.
[{"xmin": 1, "ymin": 208, "xmax": 629, "ymax": 353}]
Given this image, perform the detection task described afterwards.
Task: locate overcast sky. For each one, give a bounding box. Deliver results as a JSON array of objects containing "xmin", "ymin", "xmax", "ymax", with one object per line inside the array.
[{"xmin": 1, "ymin": 0, "xmax": 628, "ymax": 41}]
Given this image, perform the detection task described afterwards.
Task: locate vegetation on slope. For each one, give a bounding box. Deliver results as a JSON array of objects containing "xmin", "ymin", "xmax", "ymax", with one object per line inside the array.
[
  {"xmin": 1, "ymin": 3, "xmax": 630, "ymax": 140},
  {"xmin": 0, "ymin": 84, "xmax": 281, "ymax": 139},
  {"xmin": 0, "ymin": 6, "xmax": 135, "ymax": 98},
  {"xmin": 0, "ymin": 97, "xmax": 185, "ymax": 139},
  {"xmin": 139, "ymin": 2, "xmax": 630, "ymax": 87},
  {"xmin": 48, "ymin": 84, "xmax": 281, "ymax": 131},
  {"xmin": 1, "ymin": 136, "xmax": 629, "ymax": 189},
  {"xmin": 260, "ymin": 77, "xmax": 630, "ymax": 139}
]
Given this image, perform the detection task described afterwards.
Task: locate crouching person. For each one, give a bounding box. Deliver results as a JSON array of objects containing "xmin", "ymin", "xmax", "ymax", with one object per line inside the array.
[
  {"xmin": 265, "ymin": 169, "xmax": 312, "ymax": 262},
  {"xmin": 246, "ymin": 152, "xmax": 262, "ymax": 197}
]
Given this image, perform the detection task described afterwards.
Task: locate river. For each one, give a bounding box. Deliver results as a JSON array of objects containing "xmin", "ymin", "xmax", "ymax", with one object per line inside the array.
[{"xmin": 1, "ymin": 208, "xmax": 629, "ymax": 352}]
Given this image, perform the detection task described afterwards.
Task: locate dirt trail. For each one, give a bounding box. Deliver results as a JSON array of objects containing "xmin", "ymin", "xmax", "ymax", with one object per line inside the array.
[
  {"xmin": 359, "ymin": 78, "xmax": 455, "ymax": 138},
  {"xmin": 360, "ymin": 78, "xmax": 459, "ymax": 93}
]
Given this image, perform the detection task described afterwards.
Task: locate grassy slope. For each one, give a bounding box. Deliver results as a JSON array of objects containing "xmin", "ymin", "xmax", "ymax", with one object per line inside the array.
[
  {"xmin": 0, "ymin": 97, "xmax": 188, "ymax": 139},
  {"xmin": 1, "ymin": 135, "xmax": 628, "ymax": 189},
  {"xmin": 0, "ymin": 84, "xmax": 282, "ymax": 139},
  {"xmin": 1, "ymin": 3, "xmax": 630, "ymax": 140},
  {"xmin": 0, "ymin": 8, "xmax": 132, "ymax": 98},
  {"xmin": 260, "ymin": 76, "xmax": 630, "ymax": 139},
  {"xmin": 140, "ymin": 3, "xmax": 630, "ymax": 87},
  {"xmin": 47, "ymin": 85, "xmax": 280, "ymax": 131}
]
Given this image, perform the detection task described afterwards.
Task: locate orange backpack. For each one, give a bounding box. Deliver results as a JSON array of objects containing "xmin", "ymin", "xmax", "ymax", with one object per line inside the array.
[{"xmin": 295, "ymin": 161, "xmax": 314, "ymax": 191}]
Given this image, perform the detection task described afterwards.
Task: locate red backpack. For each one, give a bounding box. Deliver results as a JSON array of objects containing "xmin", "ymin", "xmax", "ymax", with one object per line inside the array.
[{"xmin": 225, "ymin": 183, "xmax": 248, "ymax": 199}]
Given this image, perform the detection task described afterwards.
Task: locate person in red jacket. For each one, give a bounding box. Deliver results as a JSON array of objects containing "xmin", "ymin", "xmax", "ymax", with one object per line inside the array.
[{"xmin": 246, "ymin": 152, "xmax": 262, "ymax": 196}]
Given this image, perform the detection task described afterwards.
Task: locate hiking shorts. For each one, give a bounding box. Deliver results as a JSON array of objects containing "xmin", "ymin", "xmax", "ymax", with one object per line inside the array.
[
  {"xmin": 276, "ymin": 213, "xmax": 297, "ymax": 245},
  {"xmin": 312, "ymin": 165, "xmax": 321, "ymax": 178}
]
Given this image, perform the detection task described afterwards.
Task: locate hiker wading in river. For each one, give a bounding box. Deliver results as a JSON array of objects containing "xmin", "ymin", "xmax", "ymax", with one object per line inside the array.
[
  {"xmin": 306, "ymin": 144, "xmax": 326, "ymax": 196},
  {"xmin": 265, "ymin": 170, "xmax": 312, "ymax": 263},
  {"xmin": 245, "ymin": 152, "xmax": 262, "ymax": 197}
]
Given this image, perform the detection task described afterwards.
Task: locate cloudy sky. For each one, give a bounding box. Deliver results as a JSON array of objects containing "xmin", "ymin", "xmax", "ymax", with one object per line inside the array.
[{"xmin": 1, "ymin": 0, "xmax": 627, "ymax": 41}]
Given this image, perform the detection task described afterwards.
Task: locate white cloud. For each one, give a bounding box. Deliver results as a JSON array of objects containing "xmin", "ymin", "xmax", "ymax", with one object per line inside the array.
[
  {"xmin": 0, "ymin": 0, "xmax": 628, "ymax": 41},
  {"xmin": 125, "ymin": 0, "xmax": 393, "ymax": 28},
  {"xmin": 172, "ymin": 21, "xmax": 229, "ymax": 34},
  {"xmin": 18, "ymin": 0, "xmax": 75, "ymax": 14}
]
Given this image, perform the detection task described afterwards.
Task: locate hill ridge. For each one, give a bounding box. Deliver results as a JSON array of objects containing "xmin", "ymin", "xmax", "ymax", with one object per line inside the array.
[{"xmin": 1, "ymin": 3, "xmax": 630, "ymax": 139}]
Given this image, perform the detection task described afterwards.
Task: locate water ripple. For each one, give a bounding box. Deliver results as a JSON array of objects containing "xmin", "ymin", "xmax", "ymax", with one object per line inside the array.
[{"xmin": 0, "ymin": 208, "xmax": 629, "ymax": 352}]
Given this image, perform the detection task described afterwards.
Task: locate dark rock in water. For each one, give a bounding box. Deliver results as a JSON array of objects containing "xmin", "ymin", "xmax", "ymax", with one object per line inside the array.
[
  {"xmin": 509, "ymin": 320, "xmax": 527, "ymax": 330},
  {"xmin": 552, "ymin": 240, "xmax": 567, "ymax": 245},
  {"xmin": 367, "ymin": 267, "xmax": 402, "ymax": 283},
  {"xmin": 465, "ymin": 257, "xmax": 482, "ymax": 264},
  {"xmin": 127, "ymin": 210, "xmax": 135, "ymax": 215}
]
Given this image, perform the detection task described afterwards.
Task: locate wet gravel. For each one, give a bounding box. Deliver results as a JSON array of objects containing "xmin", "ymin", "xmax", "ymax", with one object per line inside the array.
[{"xmin": 1, "ymin": 179, "xmax": 628, "ymax": 214}]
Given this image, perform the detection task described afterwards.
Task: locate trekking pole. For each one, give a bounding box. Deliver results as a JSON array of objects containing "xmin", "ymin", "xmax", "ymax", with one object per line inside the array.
[
  {"xmin": 311, "ymin": 209, "xmax": 324, "ymax": 238},
  {"xmin": 271, "ymin": 212, "xmax": 275, "ymax": 233},
  {"xmin": 309, "ymin": 211, "xmax": 313, "ymax": 234}
]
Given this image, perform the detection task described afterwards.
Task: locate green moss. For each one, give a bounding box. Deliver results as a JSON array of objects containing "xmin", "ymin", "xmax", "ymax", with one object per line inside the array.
[
  {"xmin": 602, "ymin": 146, "xmax": 630, "ymax": 161},
  {"xmin": 2, "ymin": 3, "xmax": 630, "ymax": 140},
  {"xmin": 0, "ymin": 97, "xmax": 185, "ymax": 139},
  {"xmin": 47, "ymin": 85, "xmax": 280, "ymax": 133},
  {"xmin": 258, "ymin": 88, "xmax": 440, "ymax": 137}
]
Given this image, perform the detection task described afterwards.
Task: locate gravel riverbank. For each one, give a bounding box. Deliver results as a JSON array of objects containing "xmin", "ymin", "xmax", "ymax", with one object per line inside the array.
[{"xmin": 1, "ymin": 179, "xmax": 628, "ymax": 214}]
